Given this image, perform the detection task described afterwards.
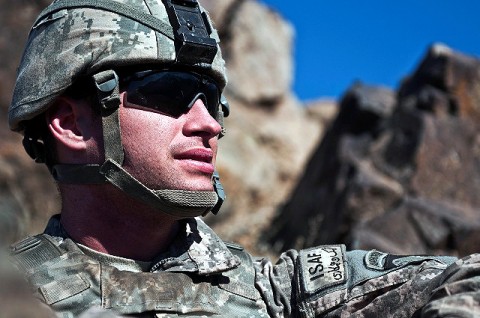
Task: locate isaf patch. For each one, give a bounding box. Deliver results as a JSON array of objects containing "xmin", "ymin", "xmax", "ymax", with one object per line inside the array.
[{"xmin": 299, "ymin": 245, "xmax": 346, "ymax": 294}]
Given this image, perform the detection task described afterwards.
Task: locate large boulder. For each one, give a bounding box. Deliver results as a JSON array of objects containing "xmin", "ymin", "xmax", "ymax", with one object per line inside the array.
[
  {"xmin": 266, "ymin": 44, "xmax": 480, "ymax": 257},
  {"xmin": 203, "ymin": 0, "xmax": 294, "ymax": 105},
  {"xmin": 202, "ymin": 0, "xmax": 334, "ymax": 250}
]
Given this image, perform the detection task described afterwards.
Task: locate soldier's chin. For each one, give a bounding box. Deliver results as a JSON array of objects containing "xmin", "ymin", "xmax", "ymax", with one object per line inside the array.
[
  {"xmin": 171, "ymin": 184, "xmax": 215, "ymax": 192},
  {"xmin": 149, "ymin": 181, "xmax": 214, "ymax": 193}
]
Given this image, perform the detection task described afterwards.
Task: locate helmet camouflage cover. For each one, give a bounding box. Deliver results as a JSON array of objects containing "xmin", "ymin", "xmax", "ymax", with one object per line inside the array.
[
  {"xmin": 9, "ymin": 0, "xmax": 227, "ymax": 131},
  {"xmin": 8, "ymin": 0, "xmax": 228, "ymax": 217}
]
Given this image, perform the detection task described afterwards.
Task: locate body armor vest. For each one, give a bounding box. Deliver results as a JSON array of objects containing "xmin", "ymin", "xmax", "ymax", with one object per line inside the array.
[{"xmin": 10, "ymin": 234, "xmax": 270, "ymax": 317}]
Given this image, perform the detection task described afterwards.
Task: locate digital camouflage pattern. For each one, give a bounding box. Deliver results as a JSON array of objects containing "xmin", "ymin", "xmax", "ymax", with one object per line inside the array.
[
  {"xmin": 0, "ymin": 249, "xmax": 57, "ymax": 317},
  {"xmin": 6, "ymin": 1, "xmax": 480, "ymax": 317},
  {"xmin": 9, "ymin": 0, "xmax": 227, "ymax": 131},
  {"xmin": 420, "ymin": 253, "xmax": 480, "ymax": 317},
  {"xmin": 9, "ymin": 216, "xmax": 480, "ymax": 317}
]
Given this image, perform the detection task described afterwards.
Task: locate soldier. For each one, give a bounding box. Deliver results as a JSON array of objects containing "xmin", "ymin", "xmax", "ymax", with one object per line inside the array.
[{"xmin": 7, "ymin": 0, "xmax": 480, "ymax": 317}]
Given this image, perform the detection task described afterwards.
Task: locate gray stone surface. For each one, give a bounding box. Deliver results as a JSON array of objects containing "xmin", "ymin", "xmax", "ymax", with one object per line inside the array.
[{"xmin": 266, "ymin": 45, "xmax": 480, "ymax": 257}]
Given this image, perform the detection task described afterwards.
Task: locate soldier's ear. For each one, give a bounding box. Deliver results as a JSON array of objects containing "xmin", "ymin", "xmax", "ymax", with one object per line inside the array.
[{"xmin": 46, "ymin": 97, "xmax": 87, "ymax": 152}]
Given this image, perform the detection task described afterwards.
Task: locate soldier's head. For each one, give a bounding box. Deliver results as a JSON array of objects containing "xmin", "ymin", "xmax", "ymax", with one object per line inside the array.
[{"xmin": 9, "ymin": 0, "xmax": 229, "ymax": 218}]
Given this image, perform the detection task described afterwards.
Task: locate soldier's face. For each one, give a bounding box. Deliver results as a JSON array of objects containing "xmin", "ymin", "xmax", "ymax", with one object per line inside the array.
[{"xmin": 118, "ymin": 92, "xmax": 222, "ymax": 192}]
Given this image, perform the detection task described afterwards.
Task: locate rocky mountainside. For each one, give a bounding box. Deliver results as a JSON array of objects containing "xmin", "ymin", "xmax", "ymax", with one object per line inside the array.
[
  {"xmin": 0, "ymin": 0, "xmax": 478, "ymax": 259},
  {"xmin": 266, "ymin": 44, "xmax": 480, "ymax": 257}
]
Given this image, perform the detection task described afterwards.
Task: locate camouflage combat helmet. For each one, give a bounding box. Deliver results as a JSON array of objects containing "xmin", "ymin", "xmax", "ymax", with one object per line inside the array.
[{"xmin": 8, "ymin": 0, "xmax": 228, "ymax": 217}]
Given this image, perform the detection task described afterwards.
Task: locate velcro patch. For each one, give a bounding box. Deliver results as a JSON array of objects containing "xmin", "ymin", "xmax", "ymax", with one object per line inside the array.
[
  {"xmin": 365, "ymin": 249, "xmax": 388, "ymax": 270},
  {"xmin": 39, "ymin": 274, "xmax": 90, "ymax": 305},
  {"xmin": 299, "ymin": 245, "xmax": 346, "ymax": 294}
]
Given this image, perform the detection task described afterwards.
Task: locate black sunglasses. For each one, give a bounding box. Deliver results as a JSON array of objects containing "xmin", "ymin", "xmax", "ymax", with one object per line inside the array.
[{"xmin": 121, "ymin": 70, "xmax": 221, "ymax": 118}]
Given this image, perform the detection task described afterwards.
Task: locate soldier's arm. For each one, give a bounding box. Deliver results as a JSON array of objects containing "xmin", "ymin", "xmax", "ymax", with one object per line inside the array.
[
  {"xmin": 420, "ymin": 253, "xmax": 480, "ymax": 317},
  {"xmin": 253, "ymin": 245, "xmax": 462, "ymax": 317}
]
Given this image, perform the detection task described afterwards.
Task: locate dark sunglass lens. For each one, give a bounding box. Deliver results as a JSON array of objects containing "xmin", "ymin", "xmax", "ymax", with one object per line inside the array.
[
  {"xmin": 203, "ymin": 81, "xmax": 220, "ymax": 116},
  {"xmin": 125, "ymin": 71, "xmax": 220, "ymax": 117},
  {"xmin": 126, "ymin": 73, "xmax": 195, "ymax": 117}
]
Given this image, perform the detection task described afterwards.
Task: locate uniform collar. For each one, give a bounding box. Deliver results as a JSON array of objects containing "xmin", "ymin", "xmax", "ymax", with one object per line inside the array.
[
  {"xmin": 150, "ymin": 218, "xmax": 240, "ymax": 275},
  {"xmin": 44, "ymin": 215, "xmax": 240, "ymax": 275}
]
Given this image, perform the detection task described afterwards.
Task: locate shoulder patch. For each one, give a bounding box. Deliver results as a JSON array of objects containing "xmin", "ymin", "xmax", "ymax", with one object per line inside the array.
[{"xmin": 299, "ymin": 245, "xmax": 346, "ymax": 294}]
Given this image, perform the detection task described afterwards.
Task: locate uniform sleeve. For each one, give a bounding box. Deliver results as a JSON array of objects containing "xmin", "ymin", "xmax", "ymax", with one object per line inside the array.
[
  {"xmin": 252, "ymin": 245, "xmax": 469, "ymax": 318},
  {"xmin": 252, "ymin": 249, "xmax": 299, "ymax": 317},
  {"xmin": 420, "ymin": 253, "xmax": 480, "ymax": 317},
  {"xmin": 291, "ymin": 247, "xmax": 459, "ymax": 318}
]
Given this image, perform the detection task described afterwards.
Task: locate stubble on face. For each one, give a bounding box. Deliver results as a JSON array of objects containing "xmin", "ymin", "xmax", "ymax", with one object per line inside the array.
[{"xmin": 118, "ymin": 100, "xmax": 218, "ymax": 192}]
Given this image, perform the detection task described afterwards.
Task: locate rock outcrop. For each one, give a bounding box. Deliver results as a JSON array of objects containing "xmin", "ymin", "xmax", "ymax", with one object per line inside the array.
[
  {"xmin": 266, "ymin": 44, "xmax": 480, "ymax": 257},
  {"xmin": 200, "ymin": 0, "xmax": 334, "ymax": 250}
]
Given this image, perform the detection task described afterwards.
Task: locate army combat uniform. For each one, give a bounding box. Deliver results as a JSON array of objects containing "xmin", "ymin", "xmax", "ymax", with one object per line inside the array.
[
  {"xmin": 10, "ymin": 215, "xmax": 480, "ymax": 317},
  {"xmin": 7, "ymin": 0, "xmax": 480, "ymax": 317}
]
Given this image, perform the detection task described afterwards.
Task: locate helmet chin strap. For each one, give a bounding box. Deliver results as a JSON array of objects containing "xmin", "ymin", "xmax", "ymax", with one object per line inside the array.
[{"xmin": 51, "ymin": 70, "xmax": 225, "ymax": 218}]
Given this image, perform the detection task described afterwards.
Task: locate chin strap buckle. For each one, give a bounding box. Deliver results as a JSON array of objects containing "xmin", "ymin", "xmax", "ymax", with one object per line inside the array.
[
  {"xmin": 22, "ymin": 134, "xmax": 46, "ymax": 164},
  {"xmin": 93, "ymin": 70, "xmax": 125, "ymax": 165},
  {"xmin": 93, "ymin": 70, "xmax": 120, "ymax": 112},
  {"xmin": 211, "ymin": 171, "xmax": 226, "ymax": 215}
]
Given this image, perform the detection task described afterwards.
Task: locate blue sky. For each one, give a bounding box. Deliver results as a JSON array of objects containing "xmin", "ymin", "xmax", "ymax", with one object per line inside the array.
[{"xmin": 259, "ymin": 1, "xmax": 480, "ymax": 100}]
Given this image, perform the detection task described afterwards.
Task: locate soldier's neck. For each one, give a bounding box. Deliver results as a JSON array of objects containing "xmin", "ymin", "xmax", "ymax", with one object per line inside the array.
[{"xmin": 59, "ymin": 184, "xmax": 181, "ymax": 262}]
